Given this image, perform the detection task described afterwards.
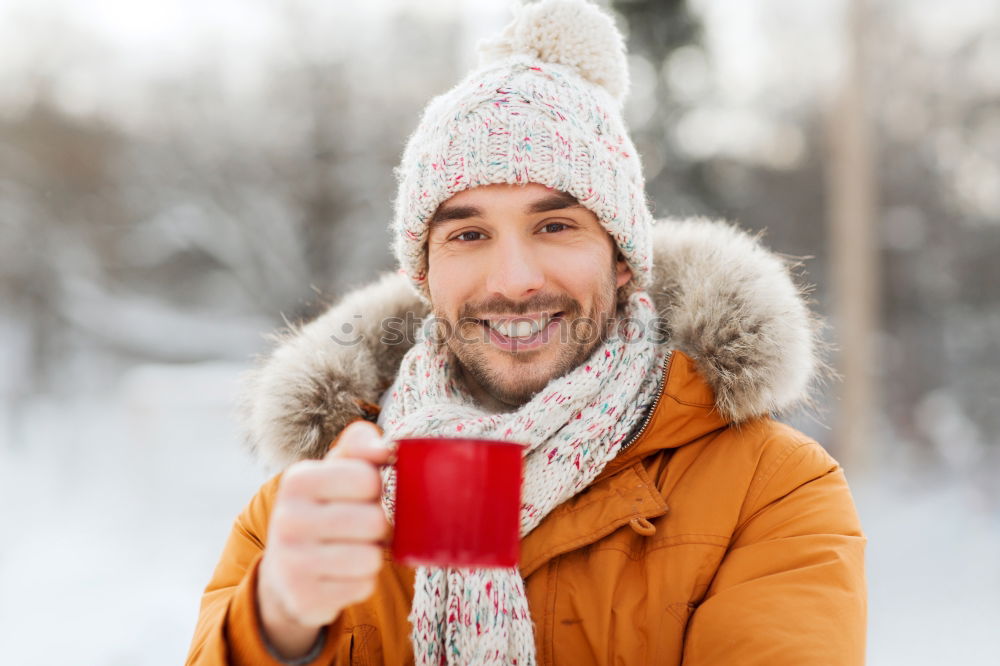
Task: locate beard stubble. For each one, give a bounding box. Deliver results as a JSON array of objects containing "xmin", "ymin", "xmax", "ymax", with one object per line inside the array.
[{"xmin": 438, "ymin": 263, "xmax": 621, "ymax": 408}]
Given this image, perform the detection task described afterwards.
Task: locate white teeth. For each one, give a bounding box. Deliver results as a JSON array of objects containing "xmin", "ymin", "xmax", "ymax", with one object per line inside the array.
[
  {"xmin": 488, "ymin": 315, "xmax": 552, "ymax": 339},
  {"xmin": 512, "ymin": 321, "xmax": 534, "ymax": 338}
]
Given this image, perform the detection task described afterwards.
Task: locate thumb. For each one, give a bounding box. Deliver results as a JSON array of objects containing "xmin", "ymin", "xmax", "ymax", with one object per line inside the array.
[{"xmin": 324, "ymin": 420, "xmax": 391, "ymax": 465}]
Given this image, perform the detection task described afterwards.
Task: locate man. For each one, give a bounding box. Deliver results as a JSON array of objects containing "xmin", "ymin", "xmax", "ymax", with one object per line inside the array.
[{"xmin": 186, "ymin": 1, "xmax": 866, "ymax": 664}]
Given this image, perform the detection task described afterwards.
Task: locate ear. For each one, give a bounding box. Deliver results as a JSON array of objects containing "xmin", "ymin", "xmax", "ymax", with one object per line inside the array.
[{"xmin": 615, "ymin": 251, "xmax": 632, "ymax": 288}]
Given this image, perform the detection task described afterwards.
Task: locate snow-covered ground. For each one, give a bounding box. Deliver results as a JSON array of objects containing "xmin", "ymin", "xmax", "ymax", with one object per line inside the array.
[
  {"xmin": 0, "ymin": 363, "xmax": 266, "ymax": 665},
  {"xmin": 853, "ymin": 464, "xmax": 1000, "ymax": 665},
  {"xmin": 1, "ymin": 363, "xmax": 998, "ymax": 665}
]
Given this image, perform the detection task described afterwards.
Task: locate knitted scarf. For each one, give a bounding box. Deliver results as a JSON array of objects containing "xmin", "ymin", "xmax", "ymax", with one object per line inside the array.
[{"xmin": 379, "ymin": 291, "xmax": 665, "ymax": 666}]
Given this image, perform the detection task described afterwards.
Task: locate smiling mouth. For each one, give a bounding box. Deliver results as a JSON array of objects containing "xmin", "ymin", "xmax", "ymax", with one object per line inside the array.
[
  {"xmin": 476, "ymin": 312, "xmax": 562, "ymax": 337},
  {"xmin": 473, "ymin": 312, "xmax": 564, "ymax": 351}
]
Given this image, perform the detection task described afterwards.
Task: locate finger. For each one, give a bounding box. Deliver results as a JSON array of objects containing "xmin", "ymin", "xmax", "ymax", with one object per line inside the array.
[
  {"xmin": 282, "ymin": 578, "xmax": 378, "ymax": 627},
  {"xmin": 293, "ymin": 578, "xmax": 379, "ymax": 617},
  {"xmin": 290, "ymin": 542, "xmax": 385, "ymax": 578},
  {"xmin": 275, "ymin": 501, "xmax": 390, "ymax": 543},
  {"xmin": 280, "ymin": 458, "xmax": 381, "ymax": 502},
  {"xmin": 324, "ymin": 420, "xmax": 391, "ymax": 465},
  {"xmin": 318, "ymin": 577, "xmax": 377, "ymax": 606}
]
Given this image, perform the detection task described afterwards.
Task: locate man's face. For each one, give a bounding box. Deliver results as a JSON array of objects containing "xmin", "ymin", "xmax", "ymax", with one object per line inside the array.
[{"xmin": 426, "ymin": 183, "xmax": 632, "ymax": 409}]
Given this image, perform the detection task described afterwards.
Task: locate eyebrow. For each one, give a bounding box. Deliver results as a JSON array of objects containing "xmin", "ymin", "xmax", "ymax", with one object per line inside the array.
[
  {"xmin": 428, "ymin": 191, "xmax": 582, "ymax": 231},
  {"xmin": 429, "ymin": 204, "xmax": 483, "ymax": 228},
  {"xmin": 526, "ymin": 191, "xmax": 582, "ymax": 214}
]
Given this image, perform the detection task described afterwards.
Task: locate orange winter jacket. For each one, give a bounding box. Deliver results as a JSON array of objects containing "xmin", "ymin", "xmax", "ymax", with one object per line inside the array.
[{"xmin": 186, "ymin": 352, "xmax": 866, "ymax": 665}]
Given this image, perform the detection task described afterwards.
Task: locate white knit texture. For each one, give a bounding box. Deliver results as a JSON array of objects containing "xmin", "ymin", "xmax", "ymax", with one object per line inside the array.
[
  {"xmin": 380, "ymin": 292, "xmax": 666, "ymax": 665},
  {"xmin": 391, "ymin": 0, "xmax": 652, "ymax": 301},
  {"xmin": 477, "ymin": 0, "xmax": 630, "ymax": 101}
]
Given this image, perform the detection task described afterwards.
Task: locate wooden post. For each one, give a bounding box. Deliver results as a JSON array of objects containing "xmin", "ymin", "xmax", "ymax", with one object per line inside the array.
[{"xmin": 826, "ymin": 0, "xmax": 878, "ymax": 473}]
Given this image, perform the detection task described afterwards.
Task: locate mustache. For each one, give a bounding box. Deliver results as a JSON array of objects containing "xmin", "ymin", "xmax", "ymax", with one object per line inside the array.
[{"xmin": 457, "ymin": 294, "xmax": 580, "ymax": 320}]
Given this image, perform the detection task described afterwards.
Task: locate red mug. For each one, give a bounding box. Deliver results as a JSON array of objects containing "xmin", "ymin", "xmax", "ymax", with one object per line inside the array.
[{"xmin": 390, "ymin": 437, "xmax": 524, "ymax": 568}]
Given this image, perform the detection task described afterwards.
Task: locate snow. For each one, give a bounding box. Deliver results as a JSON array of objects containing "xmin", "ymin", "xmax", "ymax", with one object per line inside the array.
[
  {"xmin": 1, "ymin": 364, "xmax": 998, "ymax": 664},
  {"xmin": 0, "ymin": 362, "xmax": 266, "ymax": 665},
  {"xmin": 854, "ymin": 468, "xmax": 1000, "ymax": 665}
]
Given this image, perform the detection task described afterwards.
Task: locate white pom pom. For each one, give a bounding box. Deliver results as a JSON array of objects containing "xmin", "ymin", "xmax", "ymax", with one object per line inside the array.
[{"xmin": 477, "ymin": 0, "xmax": 630, "ymax": 102}]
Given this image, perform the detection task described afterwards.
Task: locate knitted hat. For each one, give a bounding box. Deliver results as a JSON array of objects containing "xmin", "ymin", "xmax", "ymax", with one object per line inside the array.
[{"xmin": 391, "ymin": 0, "xmax": 653, "ymax": 300}]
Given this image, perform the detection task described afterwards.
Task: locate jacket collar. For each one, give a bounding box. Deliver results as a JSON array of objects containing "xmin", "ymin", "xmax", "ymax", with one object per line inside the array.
[
  {"xmin": 238, "ymin": 217, "xmax": 826, "ymax": 471},
  {"xmin": 519, "ymin": 350, "xmax": 727, "ymax": 577},
  {"xmin": 593, "ymin": 350, "xmax": 726, "ymax": 483}
]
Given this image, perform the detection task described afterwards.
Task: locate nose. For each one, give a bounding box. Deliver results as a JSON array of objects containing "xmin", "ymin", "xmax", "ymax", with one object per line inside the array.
[{"xmin": 484, "ymin": 236, "xmax": 545, "ymax": 300}]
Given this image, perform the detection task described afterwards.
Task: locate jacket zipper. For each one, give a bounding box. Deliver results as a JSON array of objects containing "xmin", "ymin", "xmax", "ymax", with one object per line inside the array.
[{"xmin": 620, "ymin": 351, "xmax": 673, "ymax": 451}]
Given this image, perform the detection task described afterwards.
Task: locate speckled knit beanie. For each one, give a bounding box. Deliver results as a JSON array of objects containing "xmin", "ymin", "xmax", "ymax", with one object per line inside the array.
[{"xmin": 391, "ymin": 0, "xmax": 653, "ymax": 300}]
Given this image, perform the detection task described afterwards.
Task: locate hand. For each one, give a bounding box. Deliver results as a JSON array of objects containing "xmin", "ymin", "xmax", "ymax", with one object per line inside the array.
[{"xmin": 256, "ymin": 421, "xmax": 391, "ymax": 658}]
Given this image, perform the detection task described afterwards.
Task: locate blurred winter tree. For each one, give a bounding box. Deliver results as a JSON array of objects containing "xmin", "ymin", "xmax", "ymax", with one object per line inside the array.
[{"xmin": 0, "ymin": 0, "xmax": 997, "ymax": 479}]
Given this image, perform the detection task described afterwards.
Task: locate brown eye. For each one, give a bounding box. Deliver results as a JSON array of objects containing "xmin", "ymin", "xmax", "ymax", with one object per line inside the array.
[{"xmin": 453, "ymin": 231, "xmax": 485, "ymax": 242}]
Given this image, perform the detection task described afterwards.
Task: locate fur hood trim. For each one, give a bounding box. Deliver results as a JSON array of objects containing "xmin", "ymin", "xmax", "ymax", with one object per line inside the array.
[{"xmin": 237, "ymin": 218, "xmax": 826, "ymax": 471}]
